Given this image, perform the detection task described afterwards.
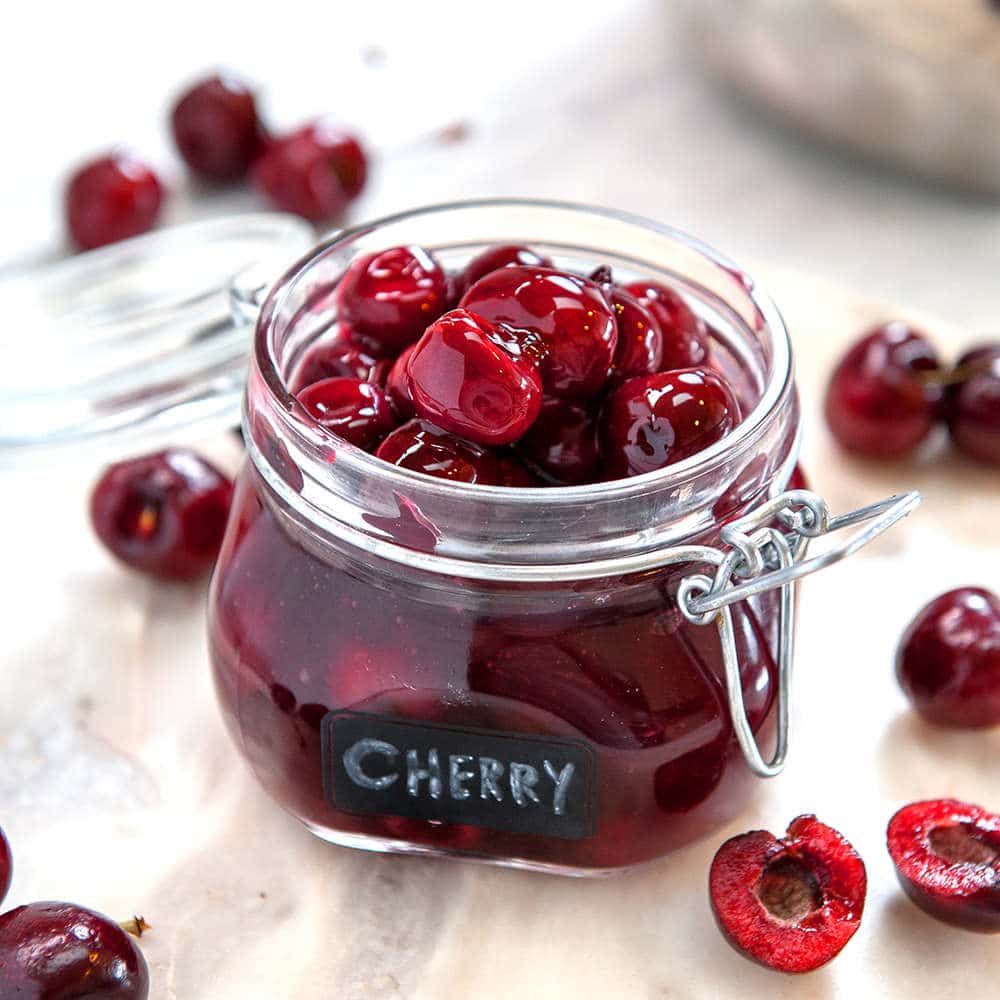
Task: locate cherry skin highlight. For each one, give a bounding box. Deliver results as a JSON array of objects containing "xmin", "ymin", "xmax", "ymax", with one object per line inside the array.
[
  {"xmin": 375, "ymin": 419, "xmax": 504, "ymax": 484},
  {"xmin": 297, "ymin": 377, "xmax": 395, "ymax": 451},
  {"xmin": 947, "ymin": 343, "xmax": 1000, "ymax": 466},
  {"xmin": 895, "ymin": 587, "xmax": 1000, "ymax": 728},
  {"xmin": 0, "ymin": 901, "xmax": 149, "ymax": 998},
  {"xmin": 90, "ymin": 449, "xmax": 234, "ymax": 580},
  {"xmin": 602, "ymin": 368, "xmax": 739, "ymax": 479},
  {"xmin": 0, "ymin": 825, "xmax": 10, "ymax": 907},
  {"xmin": 460, "ymin": 266, "xmax": 618, "ymax": 399},
  {"xmin": 404, "ymin": 309, "xmax": 542, "ymax": 446},
  {"xmin": 709, "ymin": 815, "xmax": 867, "ymax": 973},
  {"xmin": 457, "ymin": 244, "xmax": 552, "ymax": 296},
  {"xmin": 887, "ymin": 799, "xmax": 1000, "ymax": 932},
  {"xmin": 65, "ymin": 152, "xmax": 164, "ymax": 251},
  {"xmin": 824, "ymin": 322, "xmax": 942, "ymax": 458},
  {"xmin": 339, "ymin": 245, "xmax": 449, "ymax": 354},
  {"xmin": 518, "ymin": 396, "xmax": 601, "ymax": 485},
  {"xmin": 252, "ymin": 120, "xmax": 367, "ymax": 222},
  {"xmin": 170, "ymin": 72, "xmax": 265, "ymax": 181},
  {"xmin": 623, "ymin": 281, "xmax": 708, "ymax": 370}
]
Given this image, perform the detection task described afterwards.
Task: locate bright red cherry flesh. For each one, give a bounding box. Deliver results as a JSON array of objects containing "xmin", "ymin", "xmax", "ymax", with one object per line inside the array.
[
  {"xmin": 519, "ymin": 396, "xmax": 600, "ymax": 485},
  {"xmin": 602, "ymin": 369, "xmax": 739, "ymax": 479},
  {"xmin": 374, "ymin": 419, "xmax": 503, "ymax": 484},
  {"xmin": 297, "ymin": 377, "xmax": 395, "ymax": 451},
  {"xmin": 0, "ymin": 825, "xmax": 10, "ymax": 907},
  {"xmin": 339, "ymin": 245, "xmax": 449, "ymax": 354},
  {"xmin": 404, "ymin": 309, "xmax": 542, "ymax": 446},
  {"xmin": 252, "ymin": 120, "xmax": 367, "ymax": 222},
  {"xmin": 710, "ymin": 815, "xmax": 867, "ymax": 973},
  {"xmin": 947, "ymin": 344, "xmax": 1000, "ymax": 466},
  {"xmin": 887, "ymin": 799, "xmax": 1000, "ymax": 932},
  {"xmin": 170, "ymin": 72, "xmax": 265, "ymax": 181},
  {"xmin": 457, "ymin": 244, "xmax": 553, "ymax": 296},
  {"xmin": 90, "ymin": 449, "xmax": 233, "ymax": 580},
  {"xmin": 824, "ymin": 322, "xmax": 942, "ymax": 458},
  {"xmin": 65, "ymin": 152, "xmax": 164, "ymax": 251},
  {"xmin": 0, "ymin": 902, "xmax": 149, "ymax": 998},
  {"xmin": 624, "ymin": 281, "xmax": 708, "ymax": 370},
  {"xmin": 460, "ymin": 266, "xmax": 618, "ymax": 399},
  {"xmin": 895, "ymin": 587, "xmax": 1000, "ymax": 728}
]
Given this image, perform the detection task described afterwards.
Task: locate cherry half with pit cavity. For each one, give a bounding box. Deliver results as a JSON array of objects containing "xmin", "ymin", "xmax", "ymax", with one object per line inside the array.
[
  {"xmin": 297, "ymin": 377, "xmax": 395, "ymax": 451},
  {"xmin": 0, "ymin": 901, "xmax": 150, "ymax": 998},
  {"xmin": 709, "ymin": 814, "xmax": 867, "ymax": 973},
  {"xmin": 887, "ymin": 799, "xmax": 1000, "ymax": 932}
]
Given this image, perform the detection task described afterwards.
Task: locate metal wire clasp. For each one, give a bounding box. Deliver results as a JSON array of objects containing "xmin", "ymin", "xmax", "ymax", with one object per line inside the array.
[{"xmin": 677, "ymin": 489, "xmax": 921, "ymax": 778}]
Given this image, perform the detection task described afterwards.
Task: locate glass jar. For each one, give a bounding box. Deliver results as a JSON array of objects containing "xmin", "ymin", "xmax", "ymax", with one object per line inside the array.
[{"xmin": 206, "ymin": 200, "xmax": 912, "ymax": 875}]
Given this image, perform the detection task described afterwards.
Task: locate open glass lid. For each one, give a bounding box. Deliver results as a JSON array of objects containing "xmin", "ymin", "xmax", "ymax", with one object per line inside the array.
[{"xmin": 0, "ymin": 213, "xmax": 314, "ymax": 468}]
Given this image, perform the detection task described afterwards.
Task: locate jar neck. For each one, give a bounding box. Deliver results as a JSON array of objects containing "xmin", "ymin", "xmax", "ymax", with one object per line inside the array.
[{"xmin": 243, "ymin": 200, "xmax": 799, "ymax": 576}]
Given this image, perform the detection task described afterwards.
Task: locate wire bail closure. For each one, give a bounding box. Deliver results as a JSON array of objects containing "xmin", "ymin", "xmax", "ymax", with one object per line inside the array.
[{"xmin": 677, "ymin": 489, "xmax": 921, "ymax": 778}]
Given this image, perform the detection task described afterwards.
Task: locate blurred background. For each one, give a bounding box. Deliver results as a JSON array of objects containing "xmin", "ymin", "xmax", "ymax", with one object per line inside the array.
[{"xmin": 3, "ymin": 0, "xmax": 1000, "ymax": 328}]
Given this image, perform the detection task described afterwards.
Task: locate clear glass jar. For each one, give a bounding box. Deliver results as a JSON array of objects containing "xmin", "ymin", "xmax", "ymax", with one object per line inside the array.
[{"xmin": 207, "ymin": 200, "xmax": 803, "ymax": 875}]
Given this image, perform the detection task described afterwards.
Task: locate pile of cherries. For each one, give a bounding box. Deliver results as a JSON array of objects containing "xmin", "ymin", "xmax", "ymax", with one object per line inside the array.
[
  {"xmin": 65, "ymin": 70, "xmax": 368, "ymax": 251},
  {"xmin": 825, "ymin": 321, "xmax": 1000, "ymax": 465},
  {"xmin": 0, "ymin": 824, "xmax": 149, "ymax": 996},
  {"xmin": 292, "ymin": 243, "xmax": 738, "ymax": 486}
]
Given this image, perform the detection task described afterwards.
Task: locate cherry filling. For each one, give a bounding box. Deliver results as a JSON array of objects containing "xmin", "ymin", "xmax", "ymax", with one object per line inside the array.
[{"xmin": 887, "ymin": 799, "xmax": 1000, "ymax": 932}]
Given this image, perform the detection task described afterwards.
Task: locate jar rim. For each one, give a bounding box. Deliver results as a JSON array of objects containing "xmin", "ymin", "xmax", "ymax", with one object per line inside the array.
[{"xmin": 252, "ymin": 197, "xmax": 793, "ymax": 508}]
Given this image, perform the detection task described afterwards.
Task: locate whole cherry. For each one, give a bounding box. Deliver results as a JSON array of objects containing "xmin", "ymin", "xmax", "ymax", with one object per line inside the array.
[
  {"xmin": 824, "ymin": 322, "xmax": 942, "ymax": 458},
  {"xmin": 623, "ymin": 280, "xmax": 709, "ymax": 370},
  {"xmin": 518, "ymin": 396, "xmax": 601, "ymax": 485},
  {"xmin": 297, "ymin": 377, "xmax": 395, "ymax": 451},
  {"xmin": 385, "ymin": 345, "xmax": 417, "ymax": 419},
  {"xmin": 457, "ymin": 244, "xmax": 552, "ymax": 296},
  {"xmin": 947, "ymin": 343, "xmax": 1000, "ymax": 466},
  {"xmin": 887, "ymin": 799, "xmax": 1000, "ymax": 932},
  {"xmin": 0, "ymin": 825, "xmax": 10, "ymax": 907},
  {"xmin": 602, "ymin": 368, "xmax": 739, "ymax": 479},
  {"xmin": 709, "ymin": 815, "xmax": 867, "ymax": 973},
  {"xmin": 0, "ymin": 902, "xmax": 149, "ymax": 997},
  {"xmin": 375, "ymin": 419, "xmax": 503, "ymax": 484},
  {"xmin": 65, "ymin": 152, "xmax": 164, "ymax": 251},
  {"xmin": 289, "ymin": 324, "xmax": 388, "ymax": 394},
  {"xmin": 895, "ymin": 587, "xmax": 1000, "ymax": 728},
  {"xmin": 90, "ymin": 449, "xmax": 234, "ymax": 580},
  {"xmin": 339, "ymin": 245, "xmax": 449, "ymax": 354},
  {"xmin": 404, "ymin": 309, "xmax": 542, "ymax": 446},
  {"xmin": 170, "ymin": 72, "xmax": 266, "ymax": 181}
]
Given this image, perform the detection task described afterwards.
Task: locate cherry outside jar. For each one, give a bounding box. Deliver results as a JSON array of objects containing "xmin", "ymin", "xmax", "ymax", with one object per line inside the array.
[{"xmin": 205, "ymin": 200, "xmax": 918, "ymax": 875}]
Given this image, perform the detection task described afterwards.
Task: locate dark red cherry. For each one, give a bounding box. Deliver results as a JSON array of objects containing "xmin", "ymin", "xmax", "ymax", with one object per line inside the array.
[
  {"xmin": 65, "ymin": 152, "xmax": 164, "ymax": 251},
  {"xmin": 519, "ymin": 396, "xmax": 600, "ymax": 485},
  {"xmin": 624, "ymin": 281, "xmax": 708, "ymax": 370},
  {"xmin": 607, "ymin": 286, "xmax": 664, "ymax": 380},
  {"xmin": 710, "ymin": 815, "xmax": 867, "ymax": 973},
  {"xmin": 0, "ymin": 824, "xmax": 10, "ymax": 907},
  {"xmin": 895, "ymin": 587, "xmax": 1000, "ymax": 728},
  {"xmin": 495, "ymin": 454, "xmax": 545, "ymax": 487},
  {"xmin": 0, "ymin": 901, "xmax": 149, "ymax": 998},
  {"xmin": 375, "ymin": 419, "xmax": 502, "ymax": 484},
  {"xmin": 289, "ymin": 325, "xmax": 386, "ymax": 393},
  {"xmin": 947, "ymin": 344, "xmax": 1000, "ymax": 466},
  {"xmin": 460, "ymin": 266, "xmax": 618, "ymax": 399},
  {"xmin": 404, "ymin": 309, "xmax": 542, "ymax": 446},
  {"xmin": 887, "ymin": 799, "xmax": 1000, "ymax": 932},
  {"xmin": 457, "ymin": 244, "xmax": 552, "ymax": 296},
  {"xmin": 252, "ymin": 120, "xmax": 367, "ymax": 222},
  {"xmin": 170, "ymin": 72, "xmax": 265, "ymax": 181},
  {"xmin": 385, "ymin": 345, "xmax": 416, "ymax": 419},
  {"xmin": 824, "ymin": 322, "xmax": 942, "ymax": 458},
  {"xmin": 602, "ymin": 369, "xmax": 739, "ymax": 479},
  {"xmin": 90, "ymin": 449, "xmax": 233, "ymax": 580},
  {"xmin": 297, "ymin": 377, "xmax": 395, "ymax": 451},
  {"xmin": 339, "ymin": 245, "xmax": 449, "ymax": 353}
]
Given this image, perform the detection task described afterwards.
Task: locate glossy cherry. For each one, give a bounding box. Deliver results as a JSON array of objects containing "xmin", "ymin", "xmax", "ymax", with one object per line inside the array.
[
  {"xmin": 460, "ymin": 266, "xmax": 618, "ymax": 399},
  {"xmin": 385, "ymin": 345, "xmax": 417, "ymax": 419},
  {"xmin": 375, "ymin": 419, "xmax": 503, "ymax": 484},
  {"xmin": 602, "ymin": 368, "xmax": 739, "ymax": 479},
  {"xmin": 404, "ymin": 309, "xmax": 542, "ymax": 446},
  {"xmin": 0, "ymin": 902, "xmax": 149, "ymax": 997},
  {"xmin": 339, "ymin": 245, "xmax": 449, "ymax": 353},
  {"xmin": 606, "ymin": 285, "xmax": 664, "ymax": 381},
  {"xmin": 65, "ymin": 152, "xmax": 164, "ymax": 251},
  {"xmin": 457, "ymin": 244, "xmax": 552, "ymax": 296},
  {"xmin": 297, "ymin": 377, "xmax": 395, "ymax": 451},
  {"xmin": 518, "ymin": 396, "xmax": 600, "ymax": 485},
  {"xmin": 895, "ymin": 587, "xmax": 1000, "ymax": 728},
  {"xmin": 289, "ymin": 324, "xmax": 387, "ymax": 394},
  {"xmin": 0, "ymin": 825, "xmax": 10, "ymax": 907},
  {"xmin": 624, "ymin": 281, "xmax": 708, "ymax": 370},
  {"xmin": 710, "ymin": 815, "xmax": 867, "ymax": 973},
  {"xmin": 170, "ymin": 72, "xmax": 265, "ymax": 181},
  {"xmin": 252, "ymin": 120, "xmax": 367, "ymax": 222},
  {"xmin": 887, "ymin": 799, "xmax": 1000, "ymax": 932},
  {"xmin": 90, "ymin": 449, "xmax": 234, "ymax": 580},
  {"xmin": 947, "ymin": 343, "xmax": 1000, "ymax": 466},
  {"xmin": 824, "ymin": 322, "xmax": 942, "ymax": 458}
]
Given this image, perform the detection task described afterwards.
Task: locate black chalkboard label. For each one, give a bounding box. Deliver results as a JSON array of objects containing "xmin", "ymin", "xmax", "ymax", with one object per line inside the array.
[{"xmin": 322, "ymin": 711, "xmax": 597, "ymax": 840}]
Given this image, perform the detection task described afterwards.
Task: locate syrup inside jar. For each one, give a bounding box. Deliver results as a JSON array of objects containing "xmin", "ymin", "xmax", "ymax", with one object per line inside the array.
[{"xmin": 208, "ymin": 202, "xmax": 799, "ymax": 874}]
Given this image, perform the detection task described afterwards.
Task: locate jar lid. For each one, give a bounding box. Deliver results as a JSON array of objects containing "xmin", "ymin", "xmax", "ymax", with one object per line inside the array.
[{"xmin": 0, "ymin": 213, "xmax": 314, "ymax": 468}]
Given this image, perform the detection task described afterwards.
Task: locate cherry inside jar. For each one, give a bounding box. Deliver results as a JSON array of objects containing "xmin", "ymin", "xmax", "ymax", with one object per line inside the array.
[{"xmin": 208, "ymin": 201, "xmax": 800, "ymax": 874}]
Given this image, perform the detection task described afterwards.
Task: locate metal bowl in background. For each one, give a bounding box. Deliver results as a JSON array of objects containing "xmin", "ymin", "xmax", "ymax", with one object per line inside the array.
[{"xmin": 675, "ymin": 0, "xmax": 1000, "ymax": 194}]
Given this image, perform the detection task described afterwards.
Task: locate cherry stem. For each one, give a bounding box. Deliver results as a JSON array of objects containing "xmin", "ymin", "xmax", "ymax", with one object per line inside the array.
[
  {"xmin": 920, "ymin": 359, "xmax": 998, "ymax": 388},
  {"xmin": 118, "ymin": 915, "xmax": 151, "ymax": 939}
]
